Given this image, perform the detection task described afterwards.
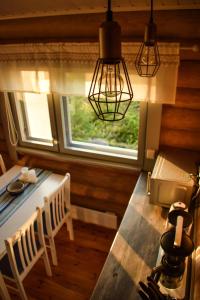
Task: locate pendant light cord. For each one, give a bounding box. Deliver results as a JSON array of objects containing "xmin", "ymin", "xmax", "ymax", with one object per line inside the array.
[
  {"xmin": 108, "ymin": 0, "xmax": 111, "ymax": 11},
  {"xmin": 150, "ymin": 0, "xmax": 153, "ymax": 23},
  {"xmin": 106, "ymin": 0, "xmax": 113, "ymax": 21}
]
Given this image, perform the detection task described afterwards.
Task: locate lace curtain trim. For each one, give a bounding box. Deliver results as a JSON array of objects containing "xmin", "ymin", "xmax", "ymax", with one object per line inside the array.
[{"xmin": 0, "ymin": 42, "xmax": 179, "ymax": 65}]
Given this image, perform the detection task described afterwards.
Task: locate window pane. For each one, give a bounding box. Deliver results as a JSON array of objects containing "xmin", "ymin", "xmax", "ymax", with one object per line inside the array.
[
  {"xmin": 65, "ymin": 96, "xmax": 139, "ymax": 152},
  {"xmin": 23, "ymin": 93, "xmax": 52, "ymax": 140}
]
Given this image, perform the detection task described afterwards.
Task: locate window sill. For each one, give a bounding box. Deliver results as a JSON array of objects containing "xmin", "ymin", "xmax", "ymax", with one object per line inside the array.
[{"xmin": 16, "ymin": 146, "xmax": 141, "ymax": 172}]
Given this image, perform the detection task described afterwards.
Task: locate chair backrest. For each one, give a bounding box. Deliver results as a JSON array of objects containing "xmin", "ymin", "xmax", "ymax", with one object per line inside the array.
[
  {"xmin": 5, "ymin": 207, "xmax": 46, "ymax": 281},
  {"xmin": 44, "ymin": 173, "xmax": 71, "ymax": 235},
  {"xmin": 0, "ymin": 154, "xmax": 6, "ymax": 174}
]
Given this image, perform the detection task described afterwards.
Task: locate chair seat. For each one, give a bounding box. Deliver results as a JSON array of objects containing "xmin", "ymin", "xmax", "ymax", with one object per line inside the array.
[
  {"xmin": 0, "ymin": 243, "xmax": 24, "ymax": 278},
  {"xmin": 1, "ymin": 207, "xmax": 52, "ymax": 300}
]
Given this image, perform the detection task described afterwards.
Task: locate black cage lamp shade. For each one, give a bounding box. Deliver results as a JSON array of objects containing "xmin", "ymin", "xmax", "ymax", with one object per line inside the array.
[
  {"xmin": 135, "ymin": 0, "xmax": 160, "ymax": 77},
  {"xmin": 88, "ymin": 0, "xmax": 133, "ymax": 121}
]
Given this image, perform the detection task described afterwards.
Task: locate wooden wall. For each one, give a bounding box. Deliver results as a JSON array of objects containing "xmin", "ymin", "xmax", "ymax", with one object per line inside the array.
[
  {"xmin": 0, "ymin": 10, "xmax": 199, "ymax": 43},
  {"xmin": 160, "ymin": 58, "xmax": 200, "ymax": 151},
  {"xmin": 0, "ymin": 9, "xmax": 200, "ymax": 222},
  {"xmin": 18, "ymin": 155, "xmax": 139, "ymax": 224},
  {"xmin": 0, "ymin": 112, "xmax": 10, "ymax": 169}
]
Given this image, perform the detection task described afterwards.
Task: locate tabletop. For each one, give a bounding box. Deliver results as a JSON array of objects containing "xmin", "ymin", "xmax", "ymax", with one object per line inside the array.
[{"xmin": 0, "ymin": 165, "xmax": 64, "ymax": 258}]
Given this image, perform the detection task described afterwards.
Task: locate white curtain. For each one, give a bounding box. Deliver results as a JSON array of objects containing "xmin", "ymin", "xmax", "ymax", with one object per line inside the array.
[
  {"xmin": 124, "ymin": 42, "xmax": 179, "ymax": 104},
  {"xmin": 0, "ymin": 42, "xmax": 179, "ymax": 104}
]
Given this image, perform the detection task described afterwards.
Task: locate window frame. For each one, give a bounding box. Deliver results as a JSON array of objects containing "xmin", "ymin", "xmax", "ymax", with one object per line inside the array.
[
  {"xmin": 54, "ymin": 93, "xmax": 147, "ymax": 167},
  {"xmin": 10, "ymin": 90, "xmax": 155, "ymax": 169},
  {"xmin": 9, "ymin": 92, "xmax": 59, "ymax": 152}
]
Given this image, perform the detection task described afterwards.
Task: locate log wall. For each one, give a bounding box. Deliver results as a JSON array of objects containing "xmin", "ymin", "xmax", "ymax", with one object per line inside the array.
[
  {"xmin": 0, "ymin": 9, "xmax": 200, "ymax": 221},
  {"xmin": 0, "ymin": 113, "xmax": 10, "ymax": 169},
  {"xmin": 160, "ymin": 60, "xmax": 200, "ymax": 151},
  {"xmin": 18, "ymin": 155, "xmax": 139, "ymax": 224},
  {"xmin": 0, "ymin": 10, "xmax": 199, "ymax": 43}
]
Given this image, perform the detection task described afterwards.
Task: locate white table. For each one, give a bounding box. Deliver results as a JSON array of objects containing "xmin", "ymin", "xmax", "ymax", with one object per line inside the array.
[{"xmin": 0, "ymin": 165, "xmax": 64, "ymax": 259}]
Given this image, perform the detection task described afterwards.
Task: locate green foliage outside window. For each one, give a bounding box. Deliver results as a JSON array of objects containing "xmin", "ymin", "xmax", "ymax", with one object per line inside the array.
[{"xmin": 68, "ymin": 96, "xmax": 139, "ymax": 150}]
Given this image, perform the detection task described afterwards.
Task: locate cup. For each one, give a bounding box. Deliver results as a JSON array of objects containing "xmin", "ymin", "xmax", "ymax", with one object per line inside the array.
[
  {"xmin": 29, "ymin": 169, "xmax": 36, "ymax": 179},
  {"xmin": 21, "ymin": 167, "xmax": 29, "ymax": 180}
]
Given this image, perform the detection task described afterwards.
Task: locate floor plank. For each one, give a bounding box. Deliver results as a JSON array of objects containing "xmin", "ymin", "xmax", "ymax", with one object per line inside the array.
[{"xmin": 7, "ymin": 220, "xmax": 116, "ymax": 300}]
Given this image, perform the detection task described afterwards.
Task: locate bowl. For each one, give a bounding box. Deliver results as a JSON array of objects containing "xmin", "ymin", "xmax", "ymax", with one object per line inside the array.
[{"xmin": 6, "ymin": 180, "xmax": 25, "ymax": 195}]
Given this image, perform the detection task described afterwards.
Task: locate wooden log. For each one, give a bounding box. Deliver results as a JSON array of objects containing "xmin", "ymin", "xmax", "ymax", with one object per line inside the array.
[
  {"xmin": 20, "ymin": 155, "xmax": 139, "ymax": 193},
  {"xmin": 178, "ymin": 61, "xmax": 200, "ymax": 89},
  {"xmin": 1, "ymin": 153, "xmax": 13, "ymax": 169},
  {"xmin": 175, "ymin": 88, "xmax": 200, "ymax": 110},
  {"xmin": 0, "ymin": 10, "xmax": 200, "ymax": 42},
  {"xmin": 0, "ymin": 125, "xmax": 5, "ymax": 140},
  {"xmin": 161, "ymin": 106, "xmax": 200, "ymax": 131},
  {"xmin": 71, "ymin": 194, "xmax": 126, "ymax": 222},
  {"xmin": 160, "ymin": 128, "xmax": 200, "ymax": 151},
  {"xmin": 0, "ymin": 140, "xmax": 7, "ymax": 153},
  {"xmin": 16, "ymin": 154, "xmax": 138, "ymax": 220},
  {"xmin": 180, "ymin": 48, "xmax": 200, "ymax": 61},
  {"xmin": 70, "ymin": 168, "xmax": 138, "ymax": 194},
  {"xmin": 71, "ymin": 181, "xmax": 132, "ymax": 205}
]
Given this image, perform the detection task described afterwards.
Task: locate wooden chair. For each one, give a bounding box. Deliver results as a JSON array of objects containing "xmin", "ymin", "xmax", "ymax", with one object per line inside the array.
[
  {"xmin": 43, "ymin": 173, "xmax": 74, "ymax": 265},
  {"xmin": 0, "ymin": 272, "xmax": 11, "ymax": 300},
  {"xmin": 0, "ymin": 154, "xmax": 6, "ymax": 174},
  {"xmin": 0, "ymin": 207, "xmax": 52, "ymax": 300}
]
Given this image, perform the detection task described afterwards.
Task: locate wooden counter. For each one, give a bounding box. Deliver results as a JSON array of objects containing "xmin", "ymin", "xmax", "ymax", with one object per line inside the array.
[{"xmin": 91, "ymin": 172, "xmax": 168, "ymax": 300}]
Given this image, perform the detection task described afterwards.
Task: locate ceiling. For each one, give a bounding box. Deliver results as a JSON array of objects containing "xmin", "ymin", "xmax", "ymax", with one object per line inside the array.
[{"xmin": 0, "ymin": 0, "xmax": 200, "ymax": 20}]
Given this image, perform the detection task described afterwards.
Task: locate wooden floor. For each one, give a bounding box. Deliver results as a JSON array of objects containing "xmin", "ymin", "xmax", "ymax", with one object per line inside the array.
[{"xmin": 9, "ymin": 221, "xmax": 116, "ymax": 300}]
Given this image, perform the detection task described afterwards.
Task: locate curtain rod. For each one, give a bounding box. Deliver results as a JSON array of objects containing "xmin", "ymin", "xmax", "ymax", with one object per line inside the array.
[
  {"xmin": 0, "ymin": 41, "xmax": 198, "ymax": 52},
  {"xmin": 180, "ymin": 44, "xmax": 199, "ymax": 52}
]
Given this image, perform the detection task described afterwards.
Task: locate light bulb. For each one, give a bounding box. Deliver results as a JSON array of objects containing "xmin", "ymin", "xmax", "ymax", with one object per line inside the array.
[
  {"xmin": 98, "ymin": 64, "xmax": 124, "ymax": 97},
  {"xmin": 141, "ymin": 46, "xmax": 156, "ymax": 65}
]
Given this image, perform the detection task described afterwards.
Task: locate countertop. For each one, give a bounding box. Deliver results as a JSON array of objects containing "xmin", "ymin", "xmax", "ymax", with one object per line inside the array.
[{"xmin": 91, "ymin": 172, "xmax": 168, "ymax": 300}]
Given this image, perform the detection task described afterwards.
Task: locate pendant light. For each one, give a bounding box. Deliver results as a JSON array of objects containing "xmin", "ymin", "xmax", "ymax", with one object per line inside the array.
[
  {"xmin": 88, "ymin": 0, "xmax": 133, "ymax": 121},
  {"xmin": 135, "ymin": 0, "xmax": 160, "ymax": 77}
]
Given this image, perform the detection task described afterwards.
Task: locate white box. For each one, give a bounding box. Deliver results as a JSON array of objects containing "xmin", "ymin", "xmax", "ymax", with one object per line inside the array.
[{"xmin": 149, "ymin": 150, "xmax": 198, "ymax": 207}]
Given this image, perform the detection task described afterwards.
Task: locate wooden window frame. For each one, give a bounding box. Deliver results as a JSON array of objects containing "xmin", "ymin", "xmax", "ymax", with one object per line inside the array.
[{"xmin": 10, "ymin": 92, "xmax": 59, "ymax": 152}]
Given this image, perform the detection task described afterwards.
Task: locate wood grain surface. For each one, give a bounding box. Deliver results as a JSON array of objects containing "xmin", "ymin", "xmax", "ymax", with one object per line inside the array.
[
  {"xmin": 17, "ymin": 154, "xmax": 139, "ymax": 224},
  {"xmin": 160, "ymin": 59, "xmax": 200, "ymax": 152},
  {"xmin": 7, "ymin": 220, "xmax": 116, "ymax": 300},
  {"xmin": 161, "ymin": 107, "xmax": 200, "ymax": 131},
  {"xmin": 160, "ymin": 129, "xmax": 200, "ymax": 151},
  {"xmin": 0, "ymin": 10, "xmax": 199, "ymax": 43},
  {"xmin": 175, "ymin": 88, "xmax": 200, "ymax": 110},
  {"xmin": 177, "ymin": 62, "xmax": 200, "ymax": 89},
  {"xmin": 91, "ymin": 173, "xmax": 168, "ymax": 300}
]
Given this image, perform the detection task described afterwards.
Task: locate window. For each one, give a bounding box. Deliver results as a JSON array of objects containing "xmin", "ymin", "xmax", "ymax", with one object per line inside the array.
[
  {"xmin": 11, "ymin": 91, "xmax": 146, "ymax": 166},
  {"xmin": 10, "ymin": 92, "xmax": 58, "ymax": 151},
  {"xmin": 60, "ymin": 95, "xmax": 143, "ymax": 161},
  {"xmin": 0, "ymin": 42, "xmax": 179, "ymax": 167}
]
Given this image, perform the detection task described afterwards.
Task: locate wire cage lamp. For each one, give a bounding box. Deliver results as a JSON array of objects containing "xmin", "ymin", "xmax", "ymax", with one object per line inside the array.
[
  {"xmin": 88, "ymin": 0, "xmax": 133, "ymax": 121},
  {"xmin": 135, "ymin": 0, "xmax": 160, "ymax": 77}
]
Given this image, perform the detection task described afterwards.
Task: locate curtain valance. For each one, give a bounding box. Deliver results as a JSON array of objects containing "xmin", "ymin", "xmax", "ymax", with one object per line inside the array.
[{"xmin": 0, "ymin": 42, "xmax": 179, "ymax": 103}]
